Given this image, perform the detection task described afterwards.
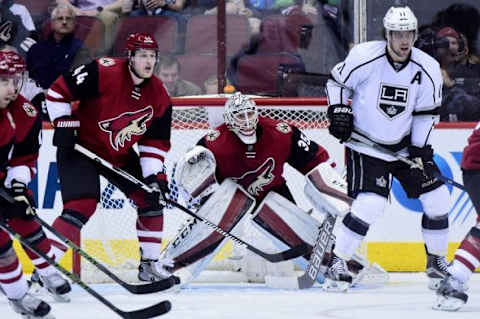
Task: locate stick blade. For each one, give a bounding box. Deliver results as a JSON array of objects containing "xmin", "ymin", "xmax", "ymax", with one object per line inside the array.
[
  {"xmin": 126, "ymin": 277, "xmax": 177, "ymax": 294},
  {"xmin": 122, "ymin": 300, "xmax": 172, "ymax": 319}
]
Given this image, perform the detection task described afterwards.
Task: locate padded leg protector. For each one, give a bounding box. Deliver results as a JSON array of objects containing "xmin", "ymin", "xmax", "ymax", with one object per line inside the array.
[
  {"xmin": 249, "ymin": 191, "xmax": 324, "ymax": 284},
  {"xmin": 164, "ymin": 179, "xmax": 255, "ymax": 285}
]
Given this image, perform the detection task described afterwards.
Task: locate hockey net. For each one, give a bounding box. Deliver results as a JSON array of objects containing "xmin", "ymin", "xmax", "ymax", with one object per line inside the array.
[{"xmin": 80, "ymin": 97, "xmax": 336, "ymax": 283}]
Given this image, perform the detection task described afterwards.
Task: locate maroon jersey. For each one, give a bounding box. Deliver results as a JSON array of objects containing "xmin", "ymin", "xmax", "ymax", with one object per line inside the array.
[
  {"xmin": 462, "ymin": 122, "xmax": 480, "ymax": 170},
  {"xmin": 46, "ymin": 57, "xmax": 172, "ymax": 168},
  {"xmin": 198, "ymin": 117, "xmax": 330, "ymax": 200},
  {"xmin": 0, "ymin": 95, "xmax": 41, "ymax": 183}
]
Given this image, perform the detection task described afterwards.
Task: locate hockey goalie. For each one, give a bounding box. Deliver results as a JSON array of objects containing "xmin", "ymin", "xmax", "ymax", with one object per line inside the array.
[{"xmin": 161, "ymin": 93, "xmax": 385, "ymax": 288}]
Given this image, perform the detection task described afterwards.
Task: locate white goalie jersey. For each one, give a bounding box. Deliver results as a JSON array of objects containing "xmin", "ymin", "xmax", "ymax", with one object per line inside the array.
[{"xmin": 325, "ymin": 41, "xmax": 443, "ymax": 161}]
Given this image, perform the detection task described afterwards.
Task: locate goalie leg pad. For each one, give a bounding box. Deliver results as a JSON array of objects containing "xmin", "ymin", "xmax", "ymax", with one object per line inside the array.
[
  {"xmin": 305, "ymin": 162, "xmax": 352, "ymax": 218},
  {"xmin": 164, "ymin": 179, "xmax": 255, "ymax": 284},
  {"xmin": 250, "ymin": 191, "xmax": 325, "ymax": 283}
]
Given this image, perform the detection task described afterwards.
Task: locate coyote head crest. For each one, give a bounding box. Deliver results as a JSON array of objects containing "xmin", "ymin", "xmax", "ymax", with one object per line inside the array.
[
  {"xmin": 232, "ymin": 158, "xmax": 275, "ymax": 196},
  {"xmin": 98, "ymin": 106, "xmax": 153, "ymax": 151}
]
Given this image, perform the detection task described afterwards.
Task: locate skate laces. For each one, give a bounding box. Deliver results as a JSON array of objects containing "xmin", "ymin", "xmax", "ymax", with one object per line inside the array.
[
  {"xmin": 331, "ymin": 256, "xmax": 348, "ymax": 276},
  {"xmin": 435, "ymin": 256, "xmax": 449, "ymax": 273}
]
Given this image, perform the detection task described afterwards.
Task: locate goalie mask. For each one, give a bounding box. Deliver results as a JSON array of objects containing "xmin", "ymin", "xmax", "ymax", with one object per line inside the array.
[
  {"xmin": 224, "ymin": 92, "xmax": 259, "ymax": 144},
  {"xmin": 383, "ymin": 6, "xmax": 417, "ymax": 59}
]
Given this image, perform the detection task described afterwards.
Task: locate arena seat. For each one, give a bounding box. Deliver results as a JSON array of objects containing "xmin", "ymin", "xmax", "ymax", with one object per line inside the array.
[
  {"xmin": 185, "ymin": 14, "xmax": 250, "ymax": 56},
  {"xmin": 235, "ymin": 53, "xmax": 305, "ymax": 96},
  {"xmin": 176, "ymin": 54, "xmax": 218, "ymax": 90},
  {"xmin": 112, "ymin": 16, "xmax": 178, "ymax": 56}
]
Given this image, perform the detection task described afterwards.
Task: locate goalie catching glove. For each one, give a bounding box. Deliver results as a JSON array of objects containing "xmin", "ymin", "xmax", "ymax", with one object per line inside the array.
[
  {"xmin": 1, "ymin": 180, "xmax": 36, "ymax": 220},
  {"xmin": 327, "ymin": 104, "xmax": 354, "ymax": 143}
]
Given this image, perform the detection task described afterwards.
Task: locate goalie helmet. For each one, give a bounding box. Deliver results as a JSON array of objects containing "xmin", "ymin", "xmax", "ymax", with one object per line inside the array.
[
  {"xmin": 224, "ymin": 92, "xmax": 259, "ymax": 144},
  {"xmin": 383, "ymin": 6, "xmax": 418, "ymax": 43}
]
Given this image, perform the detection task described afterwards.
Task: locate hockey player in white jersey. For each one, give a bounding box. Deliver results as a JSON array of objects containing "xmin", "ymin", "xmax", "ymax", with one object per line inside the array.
[{"xmin": 324, "ymin": 6, "xmax": 450, "ymax": 291}]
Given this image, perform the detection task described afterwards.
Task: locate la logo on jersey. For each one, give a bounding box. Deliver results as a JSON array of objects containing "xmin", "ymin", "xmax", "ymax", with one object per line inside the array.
[
  {"xmin": 98, "ymin": 106, "xmax": 153, "ymax": 151},
  {"xmin": 232, "ymin": 157, "xmax": 275, "ymax": 196},
  {"xmin": 377, "ymin": 84, "xmax": 409, "ymax": 119}
]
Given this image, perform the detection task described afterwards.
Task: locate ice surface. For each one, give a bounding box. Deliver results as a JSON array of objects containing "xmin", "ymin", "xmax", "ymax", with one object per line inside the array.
[{"xmin": 1, "ymin": 273, "xmax": 478, "ymax": 319}]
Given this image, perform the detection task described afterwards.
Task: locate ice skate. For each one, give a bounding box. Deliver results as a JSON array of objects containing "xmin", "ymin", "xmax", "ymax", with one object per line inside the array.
[
  {"xmin": 138, "ymin": 257, "xmax": 180, "ymax": 286},
  {"xmin": 433, "ymin": 275, "xmax": 468, "ymax": 311},
  {"xmin": 324, "ymin": 253, "xmax": 352, "ymax": 292},
  {"xmin": 8, "ymin": 292, "xmax": 54, "ymax": 319},
  {"xmin": 30, "ymin": 270, "xmax": 71, "ymax": 303},
  {"xmin": 426, "ymin": 252, "xmax": 449, "ymax": 290}
]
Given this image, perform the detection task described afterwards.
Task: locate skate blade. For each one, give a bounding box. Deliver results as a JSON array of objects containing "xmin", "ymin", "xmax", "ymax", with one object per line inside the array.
[
  {"xmin": 323, "ymin": 278, "xmax": 350, "ymax": 292},
  {"xmin": 21, "ymin": 313, "xmax": 55, "ymax": 319},
  {"xmin": 432, "ymin": 295, "xmax": 465, "ymax": 312}
]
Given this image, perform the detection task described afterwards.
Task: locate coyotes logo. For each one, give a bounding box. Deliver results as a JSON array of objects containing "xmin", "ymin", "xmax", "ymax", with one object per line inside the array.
[
  {"xmin": 232, "ymin": 158, "xmax": 275, "ymax": 196},
  {"xmin": 98, "ymin": 106, "xmax": 153, "ymax": 151}
]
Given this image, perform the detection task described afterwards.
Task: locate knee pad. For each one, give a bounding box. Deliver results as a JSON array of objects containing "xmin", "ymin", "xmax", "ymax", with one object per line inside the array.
[
  {"xmin": 350, "ymin": 192, "xmax": 387, "ymax": 226},
  {"xmin": 419, "ymin": 184, "xmax": 449, "ymax": 219}
]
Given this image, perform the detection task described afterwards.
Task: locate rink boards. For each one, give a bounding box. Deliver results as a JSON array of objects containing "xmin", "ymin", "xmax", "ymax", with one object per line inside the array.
[{"xmin": 13, "ymin": 124, "xmax": 479, "ymax": 273}]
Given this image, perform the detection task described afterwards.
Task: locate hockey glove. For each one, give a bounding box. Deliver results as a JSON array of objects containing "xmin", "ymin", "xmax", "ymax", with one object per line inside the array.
[
  {"xmin": 145, "ymin": 173, "xmax": 169, "ymax": 206},
  {"xmin": 327, "ymin": 104, "xmax": 354, "ymax": 143},
  {"xmin": 53, "ymin": 116, "xmax": 80, "ymax": 149},
  {"xmin": 408, "ymin": 145, "xmax": 436, "ymax": 179},
  {"xmin": 3, "ymin": 180, "xmax": 36, "ymax": 220}
]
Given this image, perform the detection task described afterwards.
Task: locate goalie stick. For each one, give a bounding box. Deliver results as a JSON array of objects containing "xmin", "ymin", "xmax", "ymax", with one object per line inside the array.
[
  {"xmin": 74, "ymin": 144, "xmax": 309, "ymax": 263},
  {"xmin": 0, "ymin": 188, "xmax": 176, "ymax": 295},
  {"xmin": 0, "ymin": 221, "xmax": 171, "ymax": 319},
  {"xmin": 349, "ymin": 132, "xmax": 465, "ymax": 191},
  {"xmin": 297, "ymin": 212, "xmax": 336, "ymax": 289}
]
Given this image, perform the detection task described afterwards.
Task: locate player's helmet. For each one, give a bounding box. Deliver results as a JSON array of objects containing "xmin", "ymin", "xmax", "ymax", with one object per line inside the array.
[
  {"xmin": 125, "ymin": 32, "xmax": 159, "ymax": 56},
  {"xmin": 0, "ymin": 51, "xmax": 26, "ymax": 95},
  {"xmin": 383, "ymin": 6, "xmax": 418, "ymax": 43},
  {"xmin": 224, "ymin": 92, "xmax": 259, "ymax": 144}
]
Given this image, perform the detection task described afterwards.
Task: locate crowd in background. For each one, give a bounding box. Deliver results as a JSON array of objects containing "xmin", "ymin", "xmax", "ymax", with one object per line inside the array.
[{"xmin": 2, "ymin": 0, "xmax": 480, "ymax": 122}]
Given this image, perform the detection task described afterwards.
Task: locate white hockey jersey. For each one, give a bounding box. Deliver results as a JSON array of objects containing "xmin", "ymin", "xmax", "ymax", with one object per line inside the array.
[{"xmin": 326, "ymin": 41, "xmax": 443, "ymax": 161}]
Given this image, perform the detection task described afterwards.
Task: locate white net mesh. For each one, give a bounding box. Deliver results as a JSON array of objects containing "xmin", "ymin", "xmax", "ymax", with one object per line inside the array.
[{"xmin": 80, "ymin": 97, "xmax": 329, "ymax": 283}]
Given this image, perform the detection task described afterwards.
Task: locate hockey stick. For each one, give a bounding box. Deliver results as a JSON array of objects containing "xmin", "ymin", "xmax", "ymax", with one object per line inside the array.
[
  {"xmin": 0, "ymin": 221, "xmax": 171, "ymax": 319},
  {"xmin": 0, "ymin": 188, "xmax": 176, "ymax": 295},
  {"xmin": 74, "ymin": 144, "xmax": 309, "ymax": 263},
  {"xmin": 350, "ymin": 132, "xmax": 465, "ymax": 191},
  {"xmin": 297, "ymin": 211, "xmax": 336, "ymax": 289}
]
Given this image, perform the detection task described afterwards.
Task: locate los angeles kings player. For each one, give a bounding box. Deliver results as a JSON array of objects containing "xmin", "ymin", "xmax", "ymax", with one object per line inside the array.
[{"xmin": 324, "ymin": 6, "xmax": 451, "ymax": 291}]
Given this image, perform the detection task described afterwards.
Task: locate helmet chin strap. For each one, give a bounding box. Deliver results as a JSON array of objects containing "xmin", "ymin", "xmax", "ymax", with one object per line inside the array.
[{"xmin": 234, "ymin": 130, "xmax": 257, "ymax": 145}]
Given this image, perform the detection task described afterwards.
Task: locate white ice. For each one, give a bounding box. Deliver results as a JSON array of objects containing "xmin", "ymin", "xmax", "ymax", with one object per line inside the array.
[{"xmin": 1, "ymin": 273, "xmax": 478, "ymax": 319}]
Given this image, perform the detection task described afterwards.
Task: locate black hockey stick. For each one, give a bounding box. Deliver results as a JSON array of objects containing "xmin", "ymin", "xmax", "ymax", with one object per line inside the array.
[
  {"xmin": 297, "ymin": 212, "xmax": 336, "ymax": 289},
  {"xmin": 350, "ymin": 132, "xmax": 466, "ymax": 191},
  {"xmin": 74, "ymin": 144, "xmax": 309, "ymax": 263},
  {"xmin": 0, "ymin": 188, "xmax": 176, "ymax": 295},
  {"xmin": 0, "ymin": 221, "xmax": 171, "ymax": 319}
]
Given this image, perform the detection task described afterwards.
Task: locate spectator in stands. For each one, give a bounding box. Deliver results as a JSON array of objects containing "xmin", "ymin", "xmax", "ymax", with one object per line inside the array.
[
  {"xmin": 431, "ymin": 3, "xmax": 480, "ymax": 57},
  {"xmin": 56, "ymin": 0, "xmax": 125, "ymax": 53},
  {"xmin": 129, "ymin": 0, "xmax": 188, "ymax": 22},
  {"xmin": 436, "ymin": 27, "xmax": 480, "ymax": 122},
  {"xmin": 156, "ymin": 55, "xmax": 202, "ymax": 96},
  {"xmin": 27, "ymin": 4, "xmax": 92, "ymax": 90},
  {"xmin": 0, "ymin": 0, "xmax": 38, "ymax": 57},
  {"xmin": 227, "ymin": 14, "xmax": 308, "ymax": 89}
]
